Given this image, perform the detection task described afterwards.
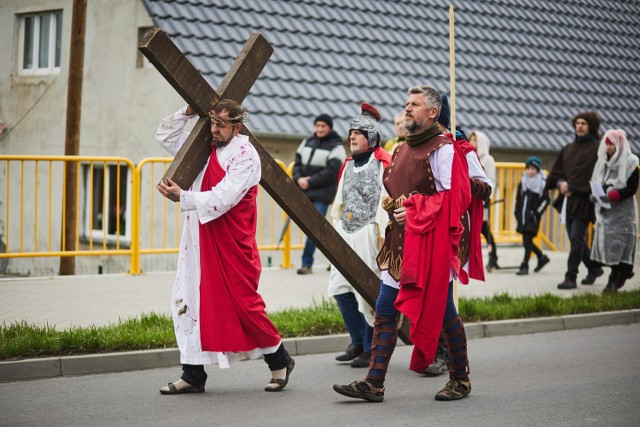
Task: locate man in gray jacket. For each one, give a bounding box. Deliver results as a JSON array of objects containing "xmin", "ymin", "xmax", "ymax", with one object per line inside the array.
[{"xmin": 292, "ymin": 114, "xmax": 346, "ymax": 274}]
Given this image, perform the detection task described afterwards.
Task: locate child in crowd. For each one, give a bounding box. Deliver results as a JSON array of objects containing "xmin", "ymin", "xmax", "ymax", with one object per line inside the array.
[{"xmin": 514, "ymin": 156, "xmax": 550, "ymax": 275}]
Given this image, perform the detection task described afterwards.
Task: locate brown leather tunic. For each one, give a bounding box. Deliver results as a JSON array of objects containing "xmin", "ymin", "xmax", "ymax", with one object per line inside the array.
[{"xmin": 376, "ymin": 135, "xmax": 452, "ymax": 280}]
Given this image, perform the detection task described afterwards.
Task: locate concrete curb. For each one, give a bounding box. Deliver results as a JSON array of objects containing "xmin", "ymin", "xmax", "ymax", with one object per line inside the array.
[{"xmin": 2, "ymin": 309, "xmax": 638, "ymax": 383}]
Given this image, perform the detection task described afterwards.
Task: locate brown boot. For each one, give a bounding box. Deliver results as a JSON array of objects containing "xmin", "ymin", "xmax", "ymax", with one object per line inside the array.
[
  {"xmin": 435, "ymin": 316, "xmax": 471, "ymax": 401},
  {"xmin": 333, "ymin": 314, "xmax": 398, "ymax": 403},
  {"xmin": 332, "ymin": 380, "xmax": 384, "ymax": 402},
  {"xmin": 435, "ymin": 379, "xmax": 471, "ymax": 401}
]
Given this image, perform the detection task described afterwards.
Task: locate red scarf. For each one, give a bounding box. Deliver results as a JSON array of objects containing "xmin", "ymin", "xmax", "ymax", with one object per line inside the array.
[{"xmin": 198, "ymin": 153, "xmax": 281, "ymax": 352}]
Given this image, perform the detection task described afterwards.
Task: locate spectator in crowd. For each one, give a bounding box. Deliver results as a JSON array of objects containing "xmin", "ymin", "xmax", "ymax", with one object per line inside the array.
[
  {"xmin": 292, "ymin": 114, "xmax": 346, "ymax": 274},
  {"xmin": 469, "ymin": 131, "xmax": 499, "ymax": 271},
  {"xmin": 514, "ymin": 156, "xmax": 550, "ymax": 275},
  {"xmin": 589, "ymin": 129, "xmax": 638, "ymax": 293},
  {"xmin": 383, "ymin": 111, "xmax": 407, "ymax": 153},
  {"xmin": 329, "ymin": 102, "xmax": 391, "ymax": 367},
  {"xmin": 546, "ymin": 111, "xmax": 602, "ymax": 289}
]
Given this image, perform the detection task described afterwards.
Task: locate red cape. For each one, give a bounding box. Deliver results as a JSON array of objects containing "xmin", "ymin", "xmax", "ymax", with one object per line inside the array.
[
  {"xmin": 198, "ymin": 153, "xmax": 281, "ymax": 352},
  {"xmin": 338, "ymin": 146, "xmax": 391, "ymax": 182},
  {"xmin": 394, "ymin": 143, "xmax": 471, "ymax": 373},
  {"xmin": 444, "ymin": 132, "xmax": 485, "ymax": 282}
]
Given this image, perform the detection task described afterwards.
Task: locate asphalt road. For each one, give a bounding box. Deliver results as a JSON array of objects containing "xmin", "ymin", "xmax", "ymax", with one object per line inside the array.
[{"xmin": 2, "ymin": 323, "xmax": 638, "ymax": 427}]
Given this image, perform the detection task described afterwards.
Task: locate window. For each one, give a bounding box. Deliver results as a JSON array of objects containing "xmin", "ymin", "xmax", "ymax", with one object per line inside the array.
[
  {"xmin": 19, "ymin": 11, "xmax": 63, "ymax": 75},
  {"xmin": 82, "ymin": 164, "xmax": 131, "ymax": 246}
]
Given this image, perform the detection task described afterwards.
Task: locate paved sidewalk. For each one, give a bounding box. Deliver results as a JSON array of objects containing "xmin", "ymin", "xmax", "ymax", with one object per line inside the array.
[
  {"xmin": 2, "ymin": 246, "xmax": 637, "ymax": 329},
  {"xmin": 1, "ymin": 246, "xmax": 638, "ymax": 382}
]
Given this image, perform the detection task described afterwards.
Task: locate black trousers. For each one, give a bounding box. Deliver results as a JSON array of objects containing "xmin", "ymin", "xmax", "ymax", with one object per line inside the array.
[
  {"xmin": 181, "ymin": 343, "xmax": 291, "ymax": 388},
  {"xmin": 565, "ymin": 217, "xmax": 594, "ymax": 280},
  {"xmin": 481, "ymin": 221, "xmax": 497, "ymax": 262},
  {"xmin": 522, "ymin": 232, "xmax": 542, "ymax": 262}
]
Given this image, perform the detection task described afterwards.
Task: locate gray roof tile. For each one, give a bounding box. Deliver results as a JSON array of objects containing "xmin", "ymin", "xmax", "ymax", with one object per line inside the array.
[{"xmin": 142, "ymin": 0, "xmax": 640, "ymax": 152}]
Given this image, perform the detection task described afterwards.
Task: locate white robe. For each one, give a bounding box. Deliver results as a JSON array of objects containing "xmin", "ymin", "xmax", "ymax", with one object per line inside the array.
[
  {"xmin": 328, "ymin": 155, "xmax": 389, "ymax": 326},
  {"xmin": 156, "ymin": 107, "xmax": 279, "ymax": 367}
]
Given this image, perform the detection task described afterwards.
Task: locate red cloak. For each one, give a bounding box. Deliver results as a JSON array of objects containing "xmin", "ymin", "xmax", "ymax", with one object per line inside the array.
[
  {"xmin": 445, "ymin": 132, "xmax": 485, "ymax": 282},
  {"xmin": 198, "ymin": 153, "xmax": 281, "ymax": 352},
  {"xmin": 394, "ymin": 143, "xmax": 471, "ymax": 373}
]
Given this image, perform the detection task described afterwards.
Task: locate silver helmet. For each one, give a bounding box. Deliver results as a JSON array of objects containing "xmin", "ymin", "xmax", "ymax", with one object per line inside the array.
[{"xmin": 349, "ymin": 102, "xmax": 382, "ymax": 148}]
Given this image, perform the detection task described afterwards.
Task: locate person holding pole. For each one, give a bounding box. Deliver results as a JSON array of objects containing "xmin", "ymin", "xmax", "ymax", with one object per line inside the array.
[
  {"xmin": 421, "ymin": 93, "xmax": 490, "ymax": 377},
  {"xmin": 333, "ymin": 85, "xmax": 473, "ymax": 402}
]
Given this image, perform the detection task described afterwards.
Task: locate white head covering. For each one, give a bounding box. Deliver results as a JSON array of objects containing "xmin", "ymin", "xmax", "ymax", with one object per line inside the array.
[
  {"xmin": 592, "ymin": 129, "xmax": 639, "ymax": 190},
  {"xmin": 470, "ymin": 130, "xmax": 496, "ymax": 184}
]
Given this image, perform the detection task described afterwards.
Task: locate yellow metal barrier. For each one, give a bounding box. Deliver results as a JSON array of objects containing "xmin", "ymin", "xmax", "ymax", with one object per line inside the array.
[
  {"xmin": 491, "ymin": 163, "xmax": 623, "ymax": 251},
  {"xmin": 492, "ymin": 162, "xmax": 566, "ymax": 249},
  {"xmin": 129, "ymin": 158, "xmax": 299, "ymax": 273},
  {"xmin": 1, "ymin": 156, "xmax": 636, "ymax": 276},
  {"xmin": 0, "ymin": 155, "xmax": 135, "ymax": 262}
]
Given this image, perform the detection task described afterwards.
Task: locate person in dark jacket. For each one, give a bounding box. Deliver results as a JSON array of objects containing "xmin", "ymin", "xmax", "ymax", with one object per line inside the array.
[
  {"xmin": 514, "ymin": 156, "xmax": 550, "ymax": 275},
  {"xmin": 546, "ymin": 111, "xmax": 603, "ymax": 289},
  {"xmin": 292, "ymin": 114, "xmax": 346, "ymax": 274}
]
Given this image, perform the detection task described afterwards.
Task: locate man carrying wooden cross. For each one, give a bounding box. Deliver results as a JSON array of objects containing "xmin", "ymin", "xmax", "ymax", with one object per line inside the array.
[{"xmin": 155, "ymin": 99, "xmax": 294, "ymax": 394}]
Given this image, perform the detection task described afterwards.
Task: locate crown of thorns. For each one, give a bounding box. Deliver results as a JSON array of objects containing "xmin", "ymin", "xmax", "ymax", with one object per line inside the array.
[{"xmin": 208, "ymin": 110, "xmax": 247, "ymax": 125}]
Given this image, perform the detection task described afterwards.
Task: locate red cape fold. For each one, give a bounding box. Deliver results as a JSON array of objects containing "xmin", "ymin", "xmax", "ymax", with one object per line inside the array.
[
  {"xmin": 465, "ymin": 196, "xmax": 485, "ymax": 282},
  {"xmin": 394, "ymin": 143, "xmax": 471, "ymax": 373},
  {"xmin": 198, "ymin": 153, "xmax": 281, "ymax": 352},
  {"xmin": 444, "ymin": 133, "xmax": 485, "ymax": 282},
  {"xmin": 338, "ymin": 146, "xmax": 391, "ymax": 183}
]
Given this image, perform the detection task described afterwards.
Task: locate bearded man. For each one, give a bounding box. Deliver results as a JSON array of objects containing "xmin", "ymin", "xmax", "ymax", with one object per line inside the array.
[
  {"xmin": 333, "ymin": 85, "xmax": 473, "ymax": 402},
  {"xmin": 155, "ymin": 99, "xmax": 294, "ymax": 395}
]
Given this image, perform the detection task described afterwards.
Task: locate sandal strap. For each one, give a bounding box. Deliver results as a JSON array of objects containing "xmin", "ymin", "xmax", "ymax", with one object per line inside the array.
[{"xmin": 167, "ymin": 383, "xmax": 178, "ymax": 393}]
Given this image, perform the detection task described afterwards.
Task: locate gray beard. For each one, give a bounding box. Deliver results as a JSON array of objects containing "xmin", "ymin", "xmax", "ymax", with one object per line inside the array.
[{"xmin": 405, "ymin": 120, "xmax": 423, "ymax": 135}]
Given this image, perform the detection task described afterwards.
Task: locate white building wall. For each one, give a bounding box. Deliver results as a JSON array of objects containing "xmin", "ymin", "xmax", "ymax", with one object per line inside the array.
[{"xmin": 0, "ymin": 0, "xmax": 299, "ymax": 276}]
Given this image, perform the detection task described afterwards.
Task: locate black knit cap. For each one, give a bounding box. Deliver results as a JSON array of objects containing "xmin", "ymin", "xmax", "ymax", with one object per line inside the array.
[
  {"xmin": 438, "ymin": 94, "xmax": 451, "ymax": 129},
  {"xmin": 314, "ymin": 113, "xmax": 333, "ymax": 129}
]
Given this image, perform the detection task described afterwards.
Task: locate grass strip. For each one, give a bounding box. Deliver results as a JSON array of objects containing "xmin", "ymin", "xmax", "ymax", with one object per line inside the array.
[{"xmin": 2, "ymin": 290, "xmax": 639, "ymax": 360}]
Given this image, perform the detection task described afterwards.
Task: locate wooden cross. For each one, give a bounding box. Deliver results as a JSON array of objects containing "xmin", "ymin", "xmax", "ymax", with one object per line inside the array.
[{"xmin": 139, "ymin": 29, "xmax": 410, "ymax": 344}]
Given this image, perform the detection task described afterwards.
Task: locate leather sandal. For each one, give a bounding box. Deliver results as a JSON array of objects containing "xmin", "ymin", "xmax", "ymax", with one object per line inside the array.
[
  {"xmin": 264, "ymin": 359, "xmax": 295, "ymax": 392},
  {"xmin": 159, "ymin": 382, "xmax": 205, "ymax": 395}
]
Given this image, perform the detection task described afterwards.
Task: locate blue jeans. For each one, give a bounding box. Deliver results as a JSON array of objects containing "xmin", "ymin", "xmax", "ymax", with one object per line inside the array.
[
  {"xmin": 375, "ymin": 282, "xmax": 458, "ymax": 322},
  {"xmin": 301, "ymin": 201, "xmax": 329, "ymax": 267},
  {"xmin": 334, "ymin": 292, "xmax": 373, "ymax": 352},
  {"xmin": 369, "ymin": 281, "xmax": 460, "ymax": 383}
]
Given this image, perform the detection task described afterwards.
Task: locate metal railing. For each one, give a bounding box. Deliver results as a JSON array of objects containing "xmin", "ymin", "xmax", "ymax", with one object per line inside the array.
[
  {"xmin": 1, "ymin": 155, "xmax": 636, "ymax": 275},
  {"xmin": 490, "ymin": 163, "xmax": 566, "ymax": 250},
  {"xmin": 129, "ymin": 158, "xmax": 303, "ymax": 273},
  {"xmin": 0, "ymin": 155, "xmax": 304, "ymax": 275},
  {"xmin": 0, "ymin": 155, "xmax": 135, "ymax": 261}
]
